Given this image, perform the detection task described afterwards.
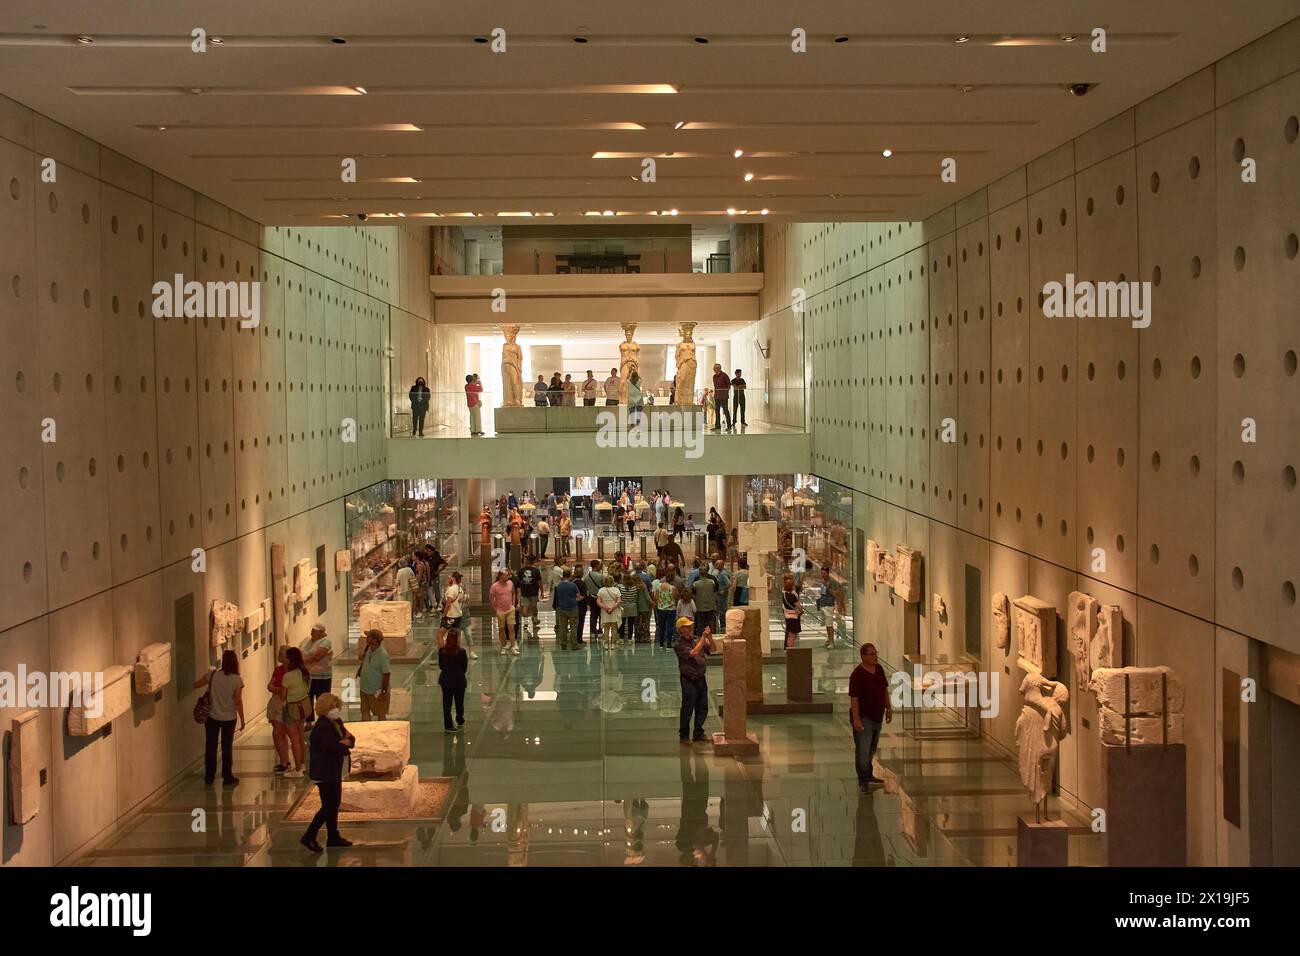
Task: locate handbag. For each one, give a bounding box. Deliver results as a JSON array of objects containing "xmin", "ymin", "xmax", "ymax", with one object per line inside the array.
[{"xmin": 193, "ymin": 670, "xmax": 213, "ymax": 724}]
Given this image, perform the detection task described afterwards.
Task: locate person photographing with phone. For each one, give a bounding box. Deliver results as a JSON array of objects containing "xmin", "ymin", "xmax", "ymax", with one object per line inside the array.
[{"xmin": 674, "ymin": 617, "xmax": 717, "ymax": 745}]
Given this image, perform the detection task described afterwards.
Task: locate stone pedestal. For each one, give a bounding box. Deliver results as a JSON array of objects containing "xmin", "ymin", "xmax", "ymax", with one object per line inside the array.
[
  {"xmin": 341, "ymin": 764, "xmax": 420, "ymax": 815},
  {"xmin": 747, "ymin": 563, "xmax": 771, "ymax": 654},
  {"xmin": 712, "ymin": 640, "xmax": 759, "ymax": 756},
  {"xmin": 349, "ymin": 720, "xmax": 411, "ymax": 776},
  {"xmin": 742, "ymin": 608, "xmax": 764, "ymax": 704},
  {"xmin": 786, "ymin": 647, "xmax": 812, "ymax": 702},
  {"xmin": 1016, "ymin": 816, "xmax": 1069, "ymax": 866},
  {"xmin": 1101, "ymin": 742, "xmax": 1186, "ymax": 866}
]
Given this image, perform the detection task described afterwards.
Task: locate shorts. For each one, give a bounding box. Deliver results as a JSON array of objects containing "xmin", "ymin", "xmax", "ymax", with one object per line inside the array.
[
  {"xmin": 360, "ymin": 690, "xmax": 391, "ymax": 721},
  {"xmin": 784, "ymin": 615, "xmax": 802, "ymax": 634},
  {"xmin": 441, "ymin": 615, "xmax": 463, "ymax": 631},
  {"xmin": 266, "ymin": 695, "xmax": 285, "ymax": 724},
  {"xmin": 495, "ymin": 610, "xmax": 514, "ymax": 629},
  {"xmin": 521, "ymin": 596, "xmax": 538, "ymax": 616}
]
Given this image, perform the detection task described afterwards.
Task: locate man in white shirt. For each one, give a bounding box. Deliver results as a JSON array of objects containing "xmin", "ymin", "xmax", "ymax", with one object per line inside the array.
[
  {"xmin": 581, "ymin": 370, "xmax": 599, "ymax": 406},
  {"xmin": 394, "ymin": 559, "xmax": 417, "ymax": 602},
  {"xmin": 604, "ymin": 368, "xmax": 621, "ymax": 406}
]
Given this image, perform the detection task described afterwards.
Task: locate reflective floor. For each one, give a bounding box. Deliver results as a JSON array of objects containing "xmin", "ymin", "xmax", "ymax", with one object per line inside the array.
[{"xmin": 72, "ymin": 612, "xmax": 1100, "ymax": 867}]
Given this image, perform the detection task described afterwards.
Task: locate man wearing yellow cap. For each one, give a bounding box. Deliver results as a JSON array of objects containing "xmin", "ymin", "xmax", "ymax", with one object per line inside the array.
[{"xmin": 674, "ymin": 616, "xmax": 716, "ymax": 744}]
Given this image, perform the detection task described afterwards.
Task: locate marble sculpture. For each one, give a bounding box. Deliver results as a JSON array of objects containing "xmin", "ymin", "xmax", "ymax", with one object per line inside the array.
[
  {"xmin": 1013, "ymin": 595, "xmax": 1057, "ymax": 677},
  {"xmin": 335, "ymin": 549, "xmax": 352, "ymax": 573},
  {"xmin": 1014, "ymin": 672, "xmax": 1070, "ymax": 804},
  {"xmin": 673, "ymin": 322, "xmax": 697, "ymax": 405},
  {"xmin": 992, "ymin": 591, "xmax": 1010, "ymax": 650},
  {"xmin": 501, "ymin": 324, "xmax": 523, "ymax": 407},
  {"xmin": 893, "ymin": 546, "xmax": 922, "ymax": 602},
  {"xmin": 1067, "ymin": 591, "xmax": 1099, "ymax": 690},
  {"xmin": 293, "ymin": 558, "xmax": 316, "ymax": 603},
  {"xmin": 358, "ymin": 600, "xmax": 412, "ymax": 638},
  {"xmin": 210, "ymin": 600, "xmax": 241, "ymax": 647},
  {"xmin": 1091, "ymin": 665, "xmax": 1185, "ymax": 745},
  {"xmin": 67, "ymin": 665, "xmax": 132, "ymax": 736},
  {"xmin": 9, "ymin": 710, "xmax": 40, "ymax": 824},
  {"xmin": 133, "ymin": 642, "xmax": 172, "ymax": 694},
  {"xmin": 619, "ymin": 322, "xmax": 640, "ymax": 403}
]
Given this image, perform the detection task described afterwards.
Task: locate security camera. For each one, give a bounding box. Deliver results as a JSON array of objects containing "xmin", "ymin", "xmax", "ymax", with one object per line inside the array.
[
  {"xmin": 1068, "ymin": 83, "xmax": 1093, "ymax": 96},
  {"xmin": 355, "ymin": 212, "xmax": 368, "ymax": 221}
]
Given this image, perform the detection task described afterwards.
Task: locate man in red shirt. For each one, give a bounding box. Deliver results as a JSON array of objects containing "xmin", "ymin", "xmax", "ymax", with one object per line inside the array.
[
  {"xmin": 465, "ymin": 373, "xmax": 484, "ymax": 436},
  {"xmin": 848, "ymin": 643, "xmax": 891, "ymax": 791},
  {"xmin": 710, "ymin": 363, "xmax": 733, "ymax": 431}
]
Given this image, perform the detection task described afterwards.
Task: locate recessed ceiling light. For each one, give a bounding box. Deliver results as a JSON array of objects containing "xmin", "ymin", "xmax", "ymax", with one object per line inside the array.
[
  {"xmin": 761, "ymin": 208, "xmax": 770, "ymax": 215},
  {"xmin": 673, "ymin": 121, "xmax": 686, "ymax": 129},
  {"xmin": 743, "ymin": 172, "xmax": 754, "ymax": 181},
  {"xmin": 75, "ymin": 35, "xmax": 94, "ymax": 44},
  {"xmin": 733, "ymin": 148, "xmax": 743, "ymax": 158},
  {"xmin": 670, "ymin": 208, "xmax": 679, "ymax": 216},
  {"xmin": 1061, "ymin": 34, "xmax": 1077, "ymax": 43},
  {"xmin": 354, "ymin": 86, "xmax": 368, "ymax": 94},
  {"xmin": 603, "ymin": 210, "xmax": 614, "ymax": 216},
  {"xmin": 727, "ymin": 207, "xmax": 736, "ymax": 215},
  {"xmin": 882, "ymin": 149, "xmax": 893, "ymax": 157},
  {"xmin": 156, "ymin": 126, "xmax": 167, "ymax": 131},
  {"xmin": 954, "ymin": 35, "xmax": 970, "ymax": 44}
]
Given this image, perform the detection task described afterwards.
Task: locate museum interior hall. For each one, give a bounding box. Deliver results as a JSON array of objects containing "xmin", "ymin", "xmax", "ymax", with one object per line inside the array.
[{"xmin": 1, "ymin": 1, "xmax": 1299, "ymax": 875}]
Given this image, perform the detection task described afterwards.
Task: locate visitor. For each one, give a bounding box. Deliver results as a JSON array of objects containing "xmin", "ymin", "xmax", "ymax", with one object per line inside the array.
[
  {"xmin": 582, "ymin": 369, "xmax": 599, "ymax": 406},
  {"xmin": 194, "ymin": 649, "xmax": 244, "ymax": 785},
  {"xmin": 712, "ymin": 556, "xmax": 731, "ymax": 624},
  {"xmin": 674, "ymin": 617, "xmax": 716, "ymax": 745},
  {"xmin": 654, "ymin": 568, "xmax": 677, "ymax": 647},
  {"xmin": 672, "ymin": 507, "xmax": 686, "ymax": 541},
  {"xmin": 300, "ymin": 624, "xmax": 334, "ymax": 725},
  {"xmin": 409, "ymin": 376, "xmax": 430, "ymax": 436},
  {"xmin": 619, "ymin": 570, "xmax": 641, "ymax": 644},
  {"xmin": 782, "ymin": 574, "xmax": 803, "ymax": 649},
  {"xmin": 685, "ymin": 512, "xmax": 696, "ymax": 534},
  {"xmin": 558, "ymin": 510, "xmax": 572, "ymax": 556},
  {"xmin": 548, "ymin": 371, "xmax": 564, "ymax": 406},
  {"xmin": 604, "ymin": 367, "xmax": 621, "ymax": 406},
  {"xmin": 266, "ymin": 646, "xmax": 290, "ymax": 774},
  {"xmin": 300, "ymin": 692, "xmax": 355, "ymax": 853},
  {"xmin": 553, "ymin": 567, "xmax": 580, "ymax": 650},
  {"xmin": 731, "ymin": 369, "xmax": 748, "ymax": 427},
  {"xmin": 690, "ymin": 561, "xmax": 718, "ymax": 634},
  {"xmin": 437, "ymin": 627, "xmax": 470, "ymax": 733},
  {"xmin": 731, "ymin": 557, "xmax": 750, "ymax": 606},
  {"xmin": 280, "ymin": 647, "xmax": 312, "ymax": 777},
  {"xmin": 393, "ymin": 557, "xmax": 417, "ymax": 605},
  {"xmin": 675, "ymin": 583, "xmax": 696, "ymax": 637},
  {"xmin": 635, "ymin": 572, "xmax": 652, "ymax": 643},
  {"xmin": 818, "ymin": 565, "xmax": 839, "ymax": 647},
  {"xmin": 563, "ymin": 373, "xmax": 577, "ymax": 406},
  {"xmin": 654, "ymin": 520, "xmax": 671, "ymax": 556},
  {"xmin": 508, "ymin": 489, "xmax": 518, "ymax": 511},
  {"xmin": 426, "ymin": 545, "xmax": 446, "ymax": 610},
  {"xmin": 412, "ymin": 548, "xmax": 429, "ymax": 618},
  {"xmin": 849, "ymin": 643, "xmax": 891, "ymax": 791},
  {"xmin": 625, "ymin": 501, "xmax": 637, "ymax": 538},
  {"xmin": 536, "ymin": 515, "xmax": 550, "ymax": 562},
  {"xmin": 711, "ymin": 363, "xmax": 733, "ymax": 431},
  {"xmin": 490, "ymin": 569, "xmax": 519, "ymax": 655},
  {"xmin": 660, "ymin": 531, "xmax": 684, "ymax": 570},
  {"xmin": 581, "ymin": 560, "xmax": 605, "ymax": 646},
  {"xmin": 516, "ymin": 554, "xmax": 542, "ymax": 642},
  {"xmin": 533, "ymin": 374, "xmax": 549, "ymax": 406},
  {"xmin": 440, "ymin": 571, "xmax": 477, "ymax": 660},
  {"xmin": 628, "ymin": 370, "xmax": 644, "ymax": 426},
  {"xmin": 357, "ymin": 629, "xmax": 391, "ymax": 720},
  {"xmin": 597, "ymin": 572, "xmax": 623, "ymax": 649},
  {"xmin": 465, "ymin": 373, "xmax": 484, "ymax": 436}
]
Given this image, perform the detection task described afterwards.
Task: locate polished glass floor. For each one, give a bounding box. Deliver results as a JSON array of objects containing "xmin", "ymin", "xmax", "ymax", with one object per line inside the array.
[{"xmin": 72, "ymin": 612, "xmax": 1100, "ymax": 867}]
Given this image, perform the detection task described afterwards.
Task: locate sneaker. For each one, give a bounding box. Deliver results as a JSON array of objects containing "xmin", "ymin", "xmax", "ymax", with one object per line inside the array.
[
  {"xmin": 284, "ymin": 770, "xmax": 303, "ymax": 779},
  {"xmin": 469, "ymin": 651, "xmax": 479, "ymax": 660},
  {"xmin": 511, "ymin": 645, "xmax": 520, "ymax": 656},
  {"xmin": 500, "ymin": 647, "xmax": 508, "ymax": 656},
  {"xmin": 273, "ymin": 764, "xmax": 288, "ymax": 774}
]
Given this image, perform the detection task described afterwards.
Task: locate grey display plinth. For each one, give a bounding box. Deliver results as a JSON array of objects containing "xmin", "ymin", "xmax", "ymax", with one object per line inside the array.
[
  {"xmin": 1101, "ymin": 742, "xmax": 1187, "ymax": 866},
  {"xmin": 1016, "ymin": 816, "xmax": 1068, "ymax": 866}
]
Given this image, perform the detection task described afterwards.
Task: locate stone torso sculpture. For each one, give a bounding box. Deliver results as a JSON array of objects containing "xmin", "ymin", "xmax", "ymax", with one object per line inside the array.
[
  {"xmin": 674, "ymin": 322, "xmax": 697, "ymax": 405},
  {"xmin": 619, "ymin": 323, "xmax": 640, "ymax": 403},
  {"xmin": 501, "ymin": 325, "xmax": 523, "ymax": 407},
  {"xmin": 1015, "ymin": 672, "xmax": 1070, "ymax": 805}
]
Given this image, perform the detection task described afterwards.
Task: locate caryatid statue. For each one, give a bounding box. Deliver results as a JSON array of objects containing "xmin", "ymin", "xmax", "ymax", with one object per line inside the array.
[
  {"xmin": 618, "ymin": 322, "xmax": 640, "ymax": 403},
  {"xmin": 500, "ymin": 324, "xmax": 523, "ymax": 407},
  {"xmin": 673, "ymin": 321, "xmax": 698, "ymax": 405}
]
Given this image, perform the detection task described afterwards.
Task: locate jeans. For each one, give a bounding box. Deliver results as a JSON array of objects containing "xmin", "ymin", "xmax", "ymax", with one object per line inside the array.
[
  {"xmin": 713, "ymin": 394, "xmax": 732, "ymax": 429},
  {"xmin": 655, "ymin": 608, "xmax": 675, "ymax": 645},
  {"xmin": 442, "ymin": 685, "xmax": 466, "ymax": 729},
  {"xmin": 203, "ymin": 717, "xmax": 237, "ymax": 781},
  {"xmin": 412, "ymin": 408, "xmax": 427, "ymax": 435},
  {"xmin": 605, "ymin": 398, "xmax": 618, "ymax": 406},
  {"xmin": 583, "ymin": 600, "xmax": 600, "ymax": 643},
  {"xmin": 853, "ymin": 718, "xmax": 883, "ymax": 783},
  {"xmin": 733, "ymin": 390, "xmax": 746, "ymax": 424},
  {"xmin": 694, "ymin": 608, "xmax": 716, "ymax": 634},
  {"xmin": 621, "ymin": 616, "xmax": 637, "ymax": 642},
  {"xmin": 679, "ymin": 678, "xmax": 709, "ymax": 739},
  {"xmin": 539, "ymin": 535, "xmax": 549, "ymax": 559},
  {"xmin": 306, "ymin": 780, "xmax": 342, "ymax": 841},
  {"xmin": 555, "ymin": 609, "xmax": 579, "ymax": 649}
]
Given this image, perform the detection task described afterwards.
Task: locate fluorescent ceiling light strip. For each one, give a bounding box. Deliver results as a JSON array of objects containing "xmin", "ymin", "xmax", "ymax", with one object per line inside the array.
[{"xmin": 72, "ymin": 83, "xmax": 676, "ymax": 96}]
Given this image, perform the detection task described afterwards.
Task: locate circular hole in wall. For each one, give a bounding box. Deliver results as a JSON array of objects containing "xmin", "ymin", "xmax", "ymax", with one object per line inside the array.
[
  {"xmin": 1233, "ymin": 137, "xmax": 1246, "ymax": 163},
  {"xmin": 1233, "ymin": 460, "xmax": 1245, "ymax": 483},
  {"xmin": 1190, "ymin": 454, "xmax": 1201, "ymax": 477},
  {"xmin": 1232, "ymin": 566, "xmax": 1244, "ymax": 590},
  {"xmin": 1234, "ymin": 246, "xmax": 1246, "ymax": 271}
]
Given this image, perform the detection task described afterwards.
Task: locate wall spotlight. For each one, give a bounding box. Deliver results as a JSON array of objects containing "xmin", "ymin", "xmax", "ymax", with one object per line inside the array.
[
  {"xmin": 673, "ymin": 120, "xmax": 686, "ymax": 129},
  {"xmin": 733, "ymin": 148, "xmax": 744, "ymax": 158},
  {"xmin": 670, "ymin": 208, "xmax": 679, "ymax": 216},
  {"xmin": 760, "ymin": 208, "xmax": 769, "ymax": 215},
  {"xmin": 1068, "ymin": 82, "xmax": 1093, "ymax": 96},
  {"xmin": 727, "ymin": 207, "xmax": 736, "ymax": 215},
  {"xmin": 743, "ymin": 172, "xmax": 754, "ymax": 181},
  {"xmin": 882, "ymin": 148, "xmax": 893, "ymax": 157}
]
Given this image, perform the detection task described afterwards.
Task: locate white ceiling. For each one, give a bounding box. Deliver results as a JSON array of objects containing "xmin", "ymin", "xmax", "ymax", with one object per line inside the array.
[{"xmin": 1, "ymin": 1, "xmax": 1295, "ymax": 226}]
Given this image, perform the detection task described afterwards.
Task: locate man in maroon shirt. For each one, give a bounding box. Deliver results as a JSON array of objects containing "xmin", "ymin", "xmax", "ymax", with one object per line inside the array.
[
  {"xmin": 849, "ymin": 643, "xmax": 891, "ymax": 791},
  {"xmin": 710, "ymin": 363, "xmax": 733, "ymax": 431},
  {"xmin": 465, "ymin": 373, "xmax": 484, "ymax": 436}
]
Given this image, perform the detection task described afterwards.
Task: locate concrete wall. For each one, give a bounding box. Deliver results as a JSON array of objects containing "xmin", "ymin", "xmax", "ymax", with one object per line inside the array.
[
  {"xmin": 770, "ymin": 19, "xmax": 1300, "ymax": 865},
  {"xmin": 0, "ymin": 94, "xmax": 424, "ymax": 865}
]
